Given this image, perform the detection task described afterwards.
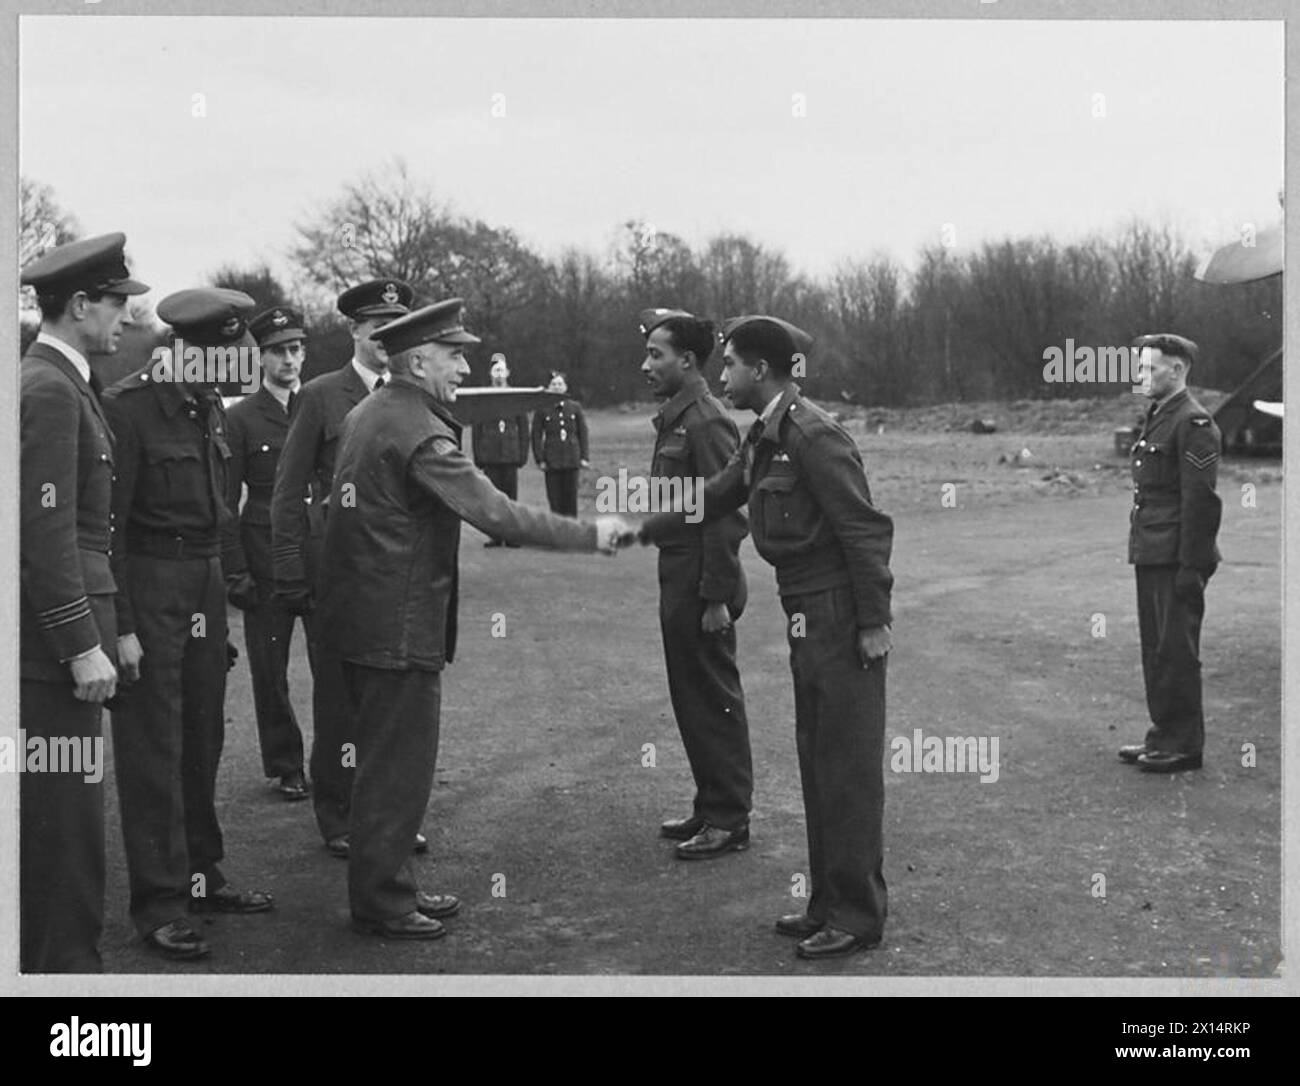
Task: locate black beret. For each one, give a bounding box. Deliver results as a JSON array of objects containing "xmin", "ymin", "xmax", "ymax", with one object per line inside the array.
[
  {"xmin": 637, "ymin": 307, "xmax": 694, "ymax": 336},
  {"xmin": 157, "ymin": 288, "xmax": 257, "ymax": 347},
  {"xmin": 720, "ymin": 315, "xmax": 814, "ymax": 357},
  {"xmin": 250, "ymin": 305, "xmax": 307, "ymax": 348},
  {"xmin": 368, "ymin": 298, "xmax": 481, "ymax": 355},
  {"xmin": 21, "ymin": 232, "xmax": 149, "ymax": 296},
  {"xmin": 337, "ymin": 279, "xmax": 415, "ymax": 321},
  {"xmin": 1132, "ymin": 333, "xmax": 1199, "ymax": 367}
]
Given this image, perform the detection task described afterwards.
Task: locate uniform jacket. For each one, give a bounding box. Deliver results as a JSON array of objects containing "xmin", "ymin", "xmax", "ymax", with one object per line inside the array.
[
  {"xmin": 1128, "ymin": 387, "xmax": 1223, "ymax": 569},
  {"xmin": 472, "ymin": 412, "xmax": 530, "ymax": 467},
  {"xmin": 642, "ymin": 383, "xmax": 893, "ymax": 629},
  {"xmin": 20, "ymin": 342, "xmax": 120, "ymax": 681},
  {"xmin": 270, "ymin": 361, "xmax": 369, "ymax": 586},
  {"xmin": 102, "ymin": 367, "xmax": 236, "ymax": 637},
  {"xmin": 318, "ymin": 379, "xmax": 597, "ymax": 671},
  {"xmin": 649, "ymin": 375, "xmax": 748, "ymax": 602},
  {"xmin": 224, "ymin": 386, "xmax": 292, "ymax": 584},
  {"xmin": 531, "ymin": 398, "xmax": 589, "ymax": 470}
]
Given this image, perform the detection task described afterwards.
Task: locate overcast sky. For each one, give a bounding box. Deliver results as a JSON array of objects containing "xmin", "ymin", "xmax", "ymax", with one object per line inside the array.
[{"xmin": 20, "ymin": 16, "xmax": 1284, "ymax": 303}]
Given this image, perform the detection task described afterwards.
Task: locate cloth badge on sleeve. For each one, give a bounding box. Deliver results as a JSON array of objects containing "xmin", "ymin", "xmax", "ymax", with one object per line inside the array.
[{"xmin": 1185, "ymin": 449, "xmax": 1219, "ymax": 470}]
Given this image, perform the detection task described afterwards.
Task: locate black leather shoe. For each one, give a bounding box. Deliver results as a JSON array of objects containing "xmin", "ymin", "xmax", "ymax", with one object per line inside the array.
[
  {"xmin": 144, "ymin": 919, "xmax": 211, "ymax": 960},
  {"xmin": 776, "ymin": 913, "xmax": 824, "ymax": 938},
  {"xmin": 278, "ymin": 771, "xmax": 309, "ymax": 801},
  {"xmin": 190, "ymin": 885, "xmax": 275, "ymax": 914},
  {"xmin": 1137, "ymin": 751, "xmax": 1203, "ymax": 773},
  {"xmin": 415, "ymin": 891, "xmax": 461, "ymax": 919},
  {"xmin": 326, "ymin": 835, "xmax": 350, "ymax": 859},
  {"xmin": 1118, "ymin": 744, "xmax": 1148, "ymax": 764},
  {"xmin": 796, "ymin": 927, "xmax": 881, "ymax": 959},
  {"xmin": 413, "ymin": 832, "xmax": 429, "ymax": 854},
  {"xmin": 352, "ymin": 911, "xmax": 446, "ymax": 940},
  {"xmin": 676, "ymin": 822, "xmax": 749, "ymax": 860},
  {"xmin": 660, "ymin": 815, "xmax": 706, "ymax": 841}
]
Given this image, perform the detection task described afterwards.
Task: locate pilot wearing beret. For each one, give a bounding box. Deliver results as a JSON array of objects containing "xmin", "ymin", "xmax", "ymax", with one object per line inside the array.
[
  {"xmin": 224, "ymin": 307, "xmax": 309, "ymax": 802},
  {"xmin": 637, "ymin": 308, "xmax": 753, "ymax": 860},
  {"xmin": 103, "ymin": 287, "xmax": 273, "ymax": 961},
  {"xmin": 269, "ymin": 278, "xmax": 429, "ymax": 857},
  {"xmin": 19, "ymin": 233, "xmax": 147, "ymax": 971},
  {"xmin": 531, "ymin": 372, "xmax": 589, "ymax": 517},
  {"xmin": 470, "ymin": 354, "xmax": 530, "ymax": 547},
  {"xmin": 316, "ymin": 298, "xmax": 629, "ymax": 940},
  {"xmin": 1118, "ymin": 334, "xmax": 1223, "ymax": 774},
  {"xmin": 638, "ymin": 315, "xmax": 895, "ymax": 960}
]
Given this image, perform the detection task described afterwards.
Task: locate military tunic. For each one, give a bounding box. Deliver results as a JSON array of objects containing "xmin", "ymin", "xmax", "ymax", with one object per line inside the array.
[
  {"xmin": 268, "ymin": 360, "xmax": 371, "ymax": 841},
  {"xmin": 472, "ymin": 412, "xmax": 530, "ymax": 542},
  {"xmin": 642, "ymin": 382, "xmax": 894, "ymax": 940},
  {"xmin": 1128, "ymin": 387, "xmax": 1223, "ymax": 756},
  {"xmin": 648, "ymin": 375, "xmax": 752, "ymax": 831},
  {"xmin": 317, "ymin": 378, "xmax": 598, "ymax": 922},
  {"xmin": 102, "ymin": 367, "xmax": 237, "ymax": 935},
  {"xmin": 19, "ymin": 339, "xmax": 120, "ymax": 972},
  {"xmin": 531, "ymin": 398, "xmax": 589, "ymax": 516},
  {"xmin": 225, "ymin": 386, "xmax": 305, "ymax": 780}
]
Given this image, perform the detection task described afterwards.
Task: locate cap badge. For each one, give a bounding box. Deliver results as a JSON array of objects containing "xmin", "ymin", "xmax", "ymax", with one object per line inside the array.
[
  {"xmin": 272, "ymin": 311, "xmax": 288, "ymax": 327},
  {"xmin": 382, "ymin": 284, "xmax": 400, "ymax": 305},
  {"xmin": 220, "ymin": 316, "xmax": 242, "ymax": 336}
]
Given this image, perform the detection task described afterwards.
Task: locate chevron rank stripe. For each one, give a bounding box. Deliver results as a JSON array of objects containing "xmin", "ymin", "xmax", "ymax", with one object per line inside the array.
[{"xmin": 1185, "ymin": 450, "xmax": 1219, "ymax": 470}]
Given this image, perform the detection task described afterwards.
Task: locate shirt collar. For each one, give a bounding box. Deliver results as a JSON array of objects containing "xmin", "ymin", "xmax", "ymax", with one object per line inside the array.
[
  {"xmin": 756, "ymin": 383, "xmax": 801, "ymax": 442},
  {"xmin": 36, "ymin": 331, "xmax": 91, "ymax": 384},
  {"xmin": 263, "ymin": 377, "xmax": 299, "ymax": 409},
  {"xmin": 351, "ymin": 357, "xmax": 384, "ymax": 392},
  {"xmin": 655, "ymin": 373, "xmax": 708, "ymax": 430}
]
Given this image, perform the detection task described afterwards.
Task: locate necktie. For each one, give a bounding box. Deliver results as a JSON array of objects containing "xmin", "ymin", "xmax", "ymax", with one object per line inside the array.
[
  {"xmin": 743, "ymin": 418, "xmax": 764, "ymax": 486},
  {"xmin": 286, "ymin": 390, "xmax": 297, "ymax": 416},
  {"xmin": 88, "ymin": 371, "xmax": 104, "ymax": 400},
  {"xmin": 371, "ymin": 376, "xmax": 385, "ymax": 394}
]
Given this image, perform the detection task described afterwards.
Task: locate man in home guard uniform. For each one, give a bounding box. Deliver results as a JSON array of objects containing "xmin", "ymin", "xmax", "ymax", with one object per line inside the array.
[
  {"xmin": 224, "ymin": 306, "xmax": 309, "ymax": 801},
  {"xmin": 637, "ymin": 315, "xmax": 894, "ymax": 960},
  {"xmin": 472, "ymin": 354, "xmax": 531, "ymax": 547},
  {"xmin": 19, "ymin": 233, "xmax": 148, "ymax": 972},
  {"xmin": 317, "ymin": 298, "xmax": 631, "ymax": 940},
  {"xmin": 531, "ymin": 372, "xmax": 589, "ymax": 516},
  {"xmin": 1118, "ymin": 333, "xmax": 1223, "ymax": 774},
  {"xmin": 103, "ymin": 287, "xmax": 274, "ymax": 961},
  {"xmin": 637, "ymin": 308, "xmax": 753, "ymax": 859},
  {"xmin": 269, "ymin": 278, "xmax": 428, "ymax": 858}
]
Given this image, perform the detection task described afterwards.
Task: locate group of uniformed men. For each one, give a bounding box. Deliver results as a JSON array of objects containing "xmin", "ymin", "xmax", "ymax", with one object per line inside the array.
[{"xmin": 18, "ymin": 229, "xmax": 1222, "ymax": 972}]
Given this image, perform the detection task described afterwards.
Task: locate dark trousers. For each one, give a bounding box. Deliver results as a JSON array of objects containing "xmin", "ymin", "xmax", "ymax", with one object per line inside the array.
[
  {"xmin": 544, "ymin": 468, "xmax": 579, "ymax": 517},
  {"xmin": 20, "ymin": 679, "xmax": 106, "ymax": 972},
  {"xmin": 1137, "ymin": 564, "xmax": 1207, "ymax": 755},
  {"xmin": 242, "ymin": 591, "xmax": 305, "ymax": 778},
  {"xmin": 113, "ymin": 554, "xmax": 229, "ymax": 935},
  {"xmin": 302, "ymin": 610, "xmax": 356, "ymax": 842},
  {"xmin": 657, "ymin": 548, "xmax": 752, "ymax": 829},
  {"xmin": 481, "ymin": 464, "xmax": 519, "ymax": 543},
  {"xmin": 782, "ymin": 583, "xmax": 887, "ymax": 940},
  {"xmin": 343, "ymin": 663, "xmax": 441, "ymax": 921}
]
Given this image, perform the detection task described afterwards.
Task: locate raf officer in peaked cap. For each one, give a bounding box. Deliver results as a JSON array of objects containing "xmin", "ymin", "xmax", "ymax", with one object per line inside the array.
[
  {"xmin": 19, "ymin": 233, "xmax": 147, "ymax": 971},
  {"xmin": 637, "ymin": 315, "xmax": 895, "ymax": 959},
  {"xmin": 224, "ymin": 306, "xmax": 309, "ymax": 801},
  {"xmin": 471, "ymin": 354, "xmax": 530, "ymax": 547},
  {"xmin": 1118, "ymin": 334, "xmax": 1223, "ymax": 774},
  {"xmin": 103, "ymin": 287, "xmax": 274, "ymax": 961},
  {"xmin": 317, "ymin": 298, "xmax": 630, "ymax": 940},
  {"xmin": 637, "ymin": 308, "xmax": 753, "ymax": 860},
  {"xmin": 269, "ymin": 278, "xmax": 431, "ymax": 858},
  {"xmin": 531, "ymin": 372, "xmax": 589, "ymax": 516}
]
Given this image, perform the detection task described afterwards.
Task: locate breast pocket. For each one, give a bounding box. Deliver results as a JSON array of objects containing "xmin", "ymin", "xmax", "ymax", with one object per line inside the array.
[
  {"xmin": 145, "ymin": 440, "xmax": 205, "ymax": 510},
  {"xmin": 755, "ymin": 463, "xmax": 812, "ymax": 541},
  {"xmin": 247, "ymin": 438, "xmax": 283, "ymax": 490},
  {"xmin": 1137, "ymin": 442, "xmax": 1176, "ymax": 487},
  {"xmin": 653, "ymin": 437, "xmax": 690, "ymax": 479}
]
